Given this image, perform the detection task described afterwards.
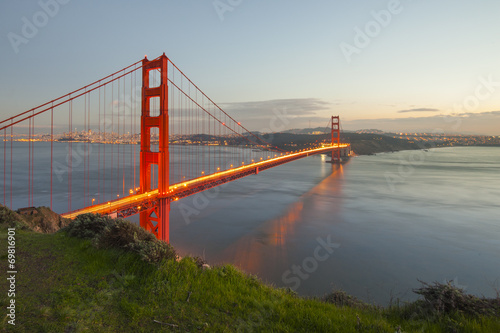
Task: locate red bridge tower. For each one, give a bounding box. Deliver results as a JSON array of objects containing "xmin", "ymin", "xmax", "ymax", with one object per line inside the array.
[
  {"xmin": 331, "ymin": 115, "xmax": 340, "ymax": 162},
  {"xmin": 140, "ymin": 54, "xmax": 170, "ymax": 242}
]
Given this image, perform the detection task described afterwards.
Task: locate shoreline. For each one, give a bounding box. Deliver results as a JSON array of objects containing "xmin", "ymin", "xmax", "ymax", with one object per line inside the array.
[{"xmin": 353, "ymin": 143, "xmax": 500, "ymax": 156}]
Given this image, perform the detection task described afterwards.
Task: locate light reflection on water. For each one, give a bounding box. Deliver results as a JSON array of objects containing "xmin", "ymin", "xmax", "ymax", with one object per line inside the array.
[
  {"xmin": 170, "ymin": 147, "xmax": 500, "ymax": 305},
  {"xmin": 3, "ymin": 142, "xmax": 499, "ymax": 305}
]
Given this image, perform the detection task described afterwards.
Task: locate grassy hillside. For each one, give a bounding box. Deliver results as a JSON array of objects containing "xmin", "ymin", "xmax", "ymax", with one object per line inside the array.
[{"xmin": 1, "ymin": 209, "xmax": 499, "ymax": 332}]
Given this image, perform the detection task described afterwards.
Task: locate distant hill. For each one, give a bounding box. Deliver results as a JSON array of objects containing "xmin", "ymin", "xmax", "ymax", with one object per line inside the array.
[
  {"xmin": 342, "ymin": 133, "xmax": 422, "ymax": 155},
  {"xmin": 279, "ymin": 127, "xmax": 329, "ymax": 135},
  {"xmin": 263, "ymin": 132, "xmax": 421, "ymax": 155},
  {"xmin": 180, "ymin": 130, "xmax": 423, "ymax": 155}
]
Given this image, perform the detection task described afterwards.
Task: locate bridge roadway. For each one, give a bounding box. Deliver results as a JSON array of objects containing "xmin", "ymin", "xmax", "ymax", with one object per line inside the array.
[{"xmin": 62, "ymin": 144, "xmax": 350, "ymax": 219}]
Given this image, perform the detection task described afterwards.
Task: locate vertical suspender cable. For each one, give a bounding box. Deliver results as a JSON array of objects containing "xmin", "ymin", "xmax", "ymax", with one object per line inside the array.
[
  {"xmin": 31, "ymin": 114, "xmax": 34, "ymax": 206},
  {"xmin": 29, "ymin": 116, "xmax": 32, "ymax": 206},
  {"xmin": 177, "ymin": 76, "xmax": 182, "ymax": 182},
  {"xmin": 111, "ymin": 78, "xmax": 114, "ymax": 198},
  {"xmin": 203, "ymin": 95, "xmax": 205, "ymax": 175},
  {"xmin": 171, "ymin": 68, "xmax": 175, "ymax": 184},
  {"xmin": 122, "ymin": 74, "xmax": 125, "ymax": 196},
  {"xmin": 98, "ymin": 83, "xmax": 101, "ymax": 203},
  {"xmin": 209, "ymin": 105, "xmax": 211, "ymax": 174},
  {"xmin": 32, "ymin": 113, "xmax": 35, "ymax": 206},
  {"xmin": 50, "ymin": 104, "xmax": 53, "ymax": 210},
  {"xmin": 103, "ymin": 85, "xmax": 106, "ymax": 203},
  {"xmin": 179, "ymin": 75, "xmax": 186, "ymax": 182},
  {"xmin": 84, "ymin": 89, "xmax": 87, "ymax": 206},
  {"xmin": 130, "ymin": 71, "xmax": 133, "ymax": 193},
  {"xmin": 3, "ymin": 129, "xmax": 6, "ymax": 205},
  {"xmin": 87, "ymin": 93, "xmax": 91, "ymax": 206},
  {"xmin": 167, "ymin": 67, "xmax": 177, "ymax": 183},
  {"xmin": 28, "ymin": 117, "xmax": 31, "ymax": 207},
  {"xmin": 196, "ymin": 89, "xmax": 198, "ymax": 177},
  {"xmin": 10, "ymin": 121, "xmax": 13, "ymax": 208},
  {"xmin": 122, "ymin": 72, "xmax": 125, "ymax": 196},
  {"xmin": 219, "ymin": 107, "xmax": 221, "ymax": 170},
  {"xmin": 133, "ymin": 69, "xmax": 136, "ymax": 191},
  {"xmin": 190, "ymin": 83, "xmax": 192, "ymax": 179},
  {"xmin": 211, "ymin": 105, "xmax": 213, "ymax": 173},
  {"xmin": 68, "ymin": 98, "xmax": 72, "ymax": 212},
  {"xmin": 117, "ymin": 76, "xmax": 121, "ymax": 197}
]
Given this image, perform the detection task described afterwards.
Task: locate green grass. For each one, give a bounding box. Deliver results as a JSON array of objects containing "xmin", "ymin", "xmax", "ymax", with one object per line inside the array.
[{"xmin": 1, "ymin": 220, "xmax": 499, "ymax": 332}]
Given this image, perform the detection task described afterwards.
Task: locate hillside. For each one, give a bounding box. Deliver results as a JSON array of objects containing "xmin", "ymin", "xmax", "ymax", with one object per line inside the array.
[
  {"xmin": 1, "ymin": 207, "xmax": 499, "ymax": 332},
  {"xmin": 268, "ymin": 132, "xmax": 421, "ymax": 155},
  {"xmin": 342, "ymin": 133, "xmax": 422, "ymax": 155}
]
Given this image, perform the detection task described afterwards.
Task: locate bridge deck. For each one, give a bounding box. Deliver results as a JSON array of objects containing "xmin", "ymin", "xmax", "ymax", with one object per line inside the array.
[{"xmin": 62, "ymin": 144, "xmax": 349, "ymax": 219}]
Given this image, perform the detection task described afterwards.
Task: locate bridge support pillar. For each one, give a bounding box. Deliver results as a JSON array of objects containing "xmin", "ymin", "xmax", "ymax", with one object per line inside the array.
[
  {"xmin": 140, "ymin": 53, "xmax": 170, "ymax": 243},
  {"xmin": 158, "ymin": 198, "xmax": 170, "ymax": 241}
]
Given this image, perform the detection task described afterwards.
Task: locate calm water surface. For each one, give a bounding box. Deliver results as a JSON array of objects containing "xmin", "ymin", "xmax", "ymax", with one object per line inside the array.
[
  {"xmin": 169, "ymin": 147, "xmax": 500, "ymax": 305},
  {"xmin": 2, "ymin": 143, "xmax": 499, "ymax": 304}
]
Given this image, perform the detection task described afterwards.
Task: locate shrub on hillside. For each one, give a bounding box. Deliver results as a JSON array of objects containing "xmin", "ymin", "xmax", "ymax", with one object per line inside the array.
[
  {"xmin": 413, "ymin": 280, "xmax": 500, "ymax": 317},
  {"xmin": 64, "ymin": 213, "xmax": 177, "ymax": 264},
  {"xmin": 95, "ymin": 218, "xmax": 156, "ymax": 248},
  {"xmin": 95, "ymin": 219, "xmax": 177, "ymax": 263},
  {"xmin": 126, "ymin": 240, "xmax": 177, "ymax": 264},
  {"xmin": 324, "ymin": 290, "xmax": 372, "ymax": 309},
  {"xmin": 63, "ymin": 213, "xmax": 114, "ymax": 239}
]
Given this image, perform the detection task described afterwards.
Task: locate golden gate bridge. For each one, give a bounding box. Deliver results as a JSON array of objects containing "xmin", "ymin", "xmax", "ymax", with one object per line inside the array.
[{"xmin": 0, "ymin": 53, "xmax": 350, "ymax": 242}]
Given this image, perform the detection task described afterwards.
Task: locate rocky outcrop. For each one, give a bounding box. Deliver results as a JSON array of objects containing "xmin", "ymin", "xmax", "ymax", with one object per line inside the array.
[{"xmin": 0, "ymin": 205, "xmax": 71, "ymax": 233}]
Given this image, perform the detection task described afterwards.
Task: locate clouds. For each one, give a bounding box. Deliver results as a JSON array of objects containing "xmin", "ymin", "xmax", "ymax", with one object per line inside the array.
[
  {"xmin": 458, "ymin": 110, "xmax": 500, "ymax": 117},
  {"xmin": 221, "ymin": 98, "xmax": 331, "ymax": 118},
  {"xmin": 397, "ymin": 108, "xmax": 440, "ymax": 113},
  {"xmin": 215, "ymin": 98, "xmax": 334, "ymax": 131}
]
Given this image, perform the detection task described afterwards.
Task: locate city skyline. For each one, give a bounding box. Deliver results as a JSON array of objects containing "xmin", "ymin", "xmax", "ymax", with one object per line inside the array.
[{"xmin": 1, "ymin": 1, "xmax": 500, "ymax": 135}]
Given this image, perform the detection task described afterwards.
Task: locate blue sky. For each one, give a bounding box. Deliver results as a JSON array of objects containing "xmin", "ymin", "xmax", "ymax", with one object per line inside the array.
[{"xmin": 1, "ymin": 0, "xmax": 500, "ymax": 134}]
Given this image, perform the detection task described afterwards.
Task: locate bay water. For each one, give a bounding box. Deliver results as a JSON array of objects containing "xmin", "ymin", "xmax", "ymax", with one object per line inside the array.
[{"xmin": 2, "ymin": 143, "xmax": 499, "ymax": 305}]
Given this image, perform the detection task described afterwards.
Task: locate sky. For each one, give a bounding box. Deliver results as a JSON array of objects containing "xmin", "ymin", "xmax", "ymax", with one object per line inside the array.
[{"xmin": 1, "ymin": 0, "xmax": 500, "ymax": 135}]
